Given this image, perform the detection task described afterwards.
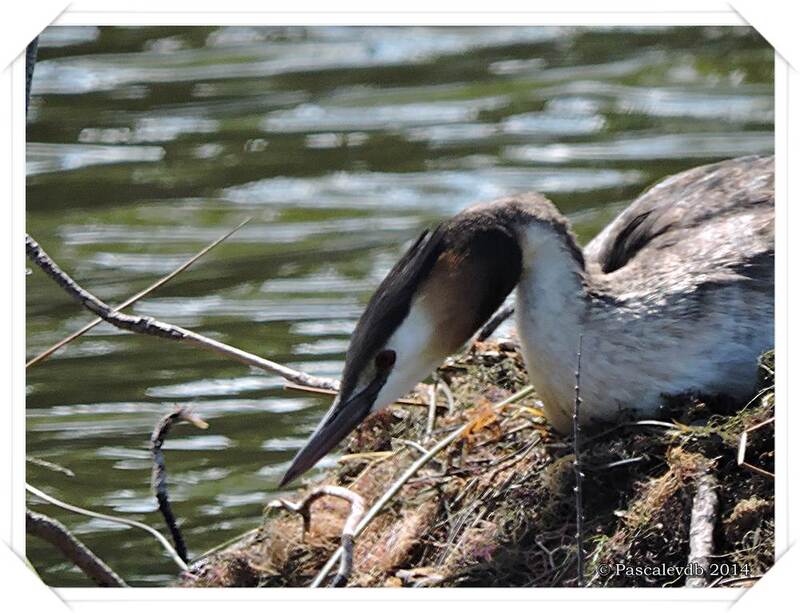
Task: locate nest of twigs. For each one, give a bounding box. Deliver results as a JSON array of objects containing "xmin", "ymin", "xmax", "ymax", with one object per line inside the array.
[{"xmin": 180, "ymin": 344, "xmax": 774, "ymax": 588}]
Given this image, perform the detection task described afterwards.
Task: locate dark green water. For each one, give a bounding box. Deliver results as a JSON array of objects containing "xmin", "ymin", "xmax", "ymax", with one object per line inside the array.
[{"xmin": 25, "ymin": 25, "xmax": 773, "ymax": 586}]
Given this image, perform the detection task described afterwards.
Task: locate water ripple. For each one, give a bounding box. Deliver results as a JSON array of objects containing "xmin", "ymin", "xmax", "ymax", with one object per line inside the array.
[{"xmin": 505, "ymin": 132, "xmax": 774, "ymax": 163}]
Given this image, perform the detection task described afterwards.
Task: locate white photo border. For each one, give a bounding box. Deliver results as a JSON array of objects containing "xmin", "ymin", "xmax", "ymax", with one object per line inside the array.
[{"xmin": 2, "ymin": 2, "xmax": 795, "ymax": 611}]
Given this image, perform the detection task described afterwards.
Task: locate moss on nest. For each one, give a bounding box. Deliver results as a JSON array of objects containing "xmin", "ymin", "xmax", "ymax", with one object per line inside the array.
[{"xmin": 180, "ymin": 345, "xmax": 774, "ymax": 588}]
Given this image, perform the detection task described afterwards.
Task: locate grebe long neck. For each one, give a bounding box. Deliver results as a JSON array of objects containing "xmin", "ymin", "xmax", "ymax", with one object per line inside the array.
[{"xmin": 513, "ymin": 221, "xmax": 594, "ymax": 431}]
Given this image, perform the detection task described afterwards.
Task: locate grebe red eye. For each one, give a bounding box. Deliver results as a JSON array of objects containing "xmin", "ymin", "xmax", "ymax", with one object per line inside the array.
[{"xmin": 375, "ymin": 349, "xmax": 396, "ymax": 372}]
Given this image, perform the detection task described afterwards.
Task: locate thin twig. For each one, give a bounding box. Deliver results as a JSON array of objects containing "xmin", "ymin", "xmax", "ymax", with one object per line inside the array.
[
  {"xmin": 26, "ymin": 456, "xmax": 75, "ymax": 478},
  {"xmin": 270, "ymin": 486, "xmax": 366, "ymax": 587},
  {"xmin": 338, "ymin": 451, "xmax": 394, "ymax": 463},
  {"xmin": 397, "ymin": 439, "xmax": 430, "ymax": 456},
  {"xmin": 26, "ymin": 219, "xmax": 251, "ymax": 368},
  {"xmin": 25, "ymin": 234, "xmax": 337, "ymax": 391},
  {"xmin": 737, "ymin": 417, "xmax": 775, "ymax": 479},
  {"xmin": 150, "ymin": 407, "xmax": 209, "ymax": 563},
  {"xmin": 284, "ymin": 381, "xmax": 443, "ymax": 409},
  {"xmin": 572, "ymin": 335, "xmax": 585, "ymax": 587},
  {"xmin": 707, "ymin": 574, "xmax": 764, "ymax": 588},
  {"xmin": 27, "ymin": 510, "xmax": 127, "ymax": 587},
  {"xmin": 425, "ymin": 380, "xmax": 439, "ymax": 438},
  {"xmin": 396, "ymin": 568, "xmax": 445, "ymax": 587},
  {"xmin": 309, "ymin": 385, "xmax": 536, "ymax": 588},
  {"xmin": 586, "ymin": 456, "xmax": 644, "ymax": 471},
  {"xmin": 26, "ymin": 483, "xmax": 188, "ymax": 571},
  {"xmin": 581, "ymin": 419, "xmax": 689, "ymax": 446},
  {"xmin": 476, "ymin": 303, "xmax": 515, "ymax": 342},
  {"xmin": 685, "ymin": 469, "xmax": 719, "ymax": 587},
  {"xmin": 190, "ymin": 527, "xmax": 260, "ymax": 565},
  {"xmin": 438, "ymin": 379, "xmax": 455, "ymax": 413}
]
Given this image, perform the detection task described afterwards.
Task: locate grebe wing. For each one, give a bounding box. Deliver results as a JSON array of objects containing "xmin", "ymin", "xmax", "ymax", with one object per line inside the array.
[{"xmin": 585, "ymin": 155, "xmax": 774, "ymax": 281}]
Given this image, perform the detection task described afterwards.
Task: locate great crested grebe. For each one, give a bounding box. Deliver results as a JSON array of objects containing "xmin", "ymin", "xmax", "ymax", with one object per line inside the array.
[{"xmin": 281, "ymin": 154, "xmax": 774, "ymax": 486}]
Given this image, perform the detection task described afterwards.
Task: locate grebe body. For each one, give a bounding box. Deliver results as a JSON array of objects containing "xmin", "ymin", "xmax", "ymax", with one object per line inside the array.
[{"xmin": 282, "ymin": 155, "xmax": 774, "ymax": 484}]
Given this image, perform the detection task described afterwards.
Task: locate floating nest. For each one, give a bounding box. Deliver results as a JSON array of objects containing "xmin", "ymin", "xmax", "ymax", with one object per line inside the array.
[{"xmin": 180, "ymin": 343, "xmax": 774, "ymax": 588}]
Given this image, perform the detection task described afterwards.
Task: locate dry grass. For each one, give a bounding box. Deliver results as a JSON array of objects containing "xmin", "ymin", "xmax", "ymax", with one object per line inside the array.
[{"xmin": 180, "ymin": 345, "xmax": 774, "ymax": 588}]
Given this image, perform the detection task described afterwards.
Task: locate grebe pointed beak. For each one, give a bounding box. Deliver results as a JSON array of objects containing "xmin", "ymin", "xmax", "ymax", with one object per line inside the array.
[{"xmin": 280, "ymin": 372, "xmax": 388, "ymax": 487}]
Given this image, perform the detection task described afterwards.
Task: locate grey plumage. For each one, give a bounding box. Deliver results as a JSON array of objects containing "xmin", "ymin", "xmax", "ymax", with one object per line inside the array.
[
  {"xmin": 516, "ymin": 155, "xmax": 774, "ymax": 430},
  {"xmin": 586, "ymin": 155, "xmax": 773, "ymax": 297}
]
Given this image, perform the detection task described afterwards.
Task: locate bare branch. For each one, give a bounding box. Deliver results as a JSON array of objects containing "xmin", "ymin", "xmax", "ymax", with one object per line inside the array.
[
  {"xmin": 151, "ymin": 407, "xmax": 209, "ymax": 563},
  {"xmin": 26, "ymin": 219, "xmax": 251, "ymax": 368},
  {"xmin": 26, "ymin": 510, "xmax": 127, "ymax": 587},
  {"xmin": 685, "ymin": 470, "xmax": 719, "ymax": 587},
  {"xmin": 270, "ymin": 486, "xmax": 366, "ymax": 587},
  {"xmin": 25, "ymin": 233, "xmax": 338, "ymax": 391}
]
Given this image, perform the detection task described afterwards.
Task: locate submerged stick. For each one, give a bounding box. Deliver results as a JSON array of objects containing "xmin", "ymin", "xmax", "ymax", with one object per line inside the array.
[
  {"xmin": 309, "ymin": 384, "xmax": 536, "ymax": 588},
  {"xmin": 685, "ymin": 470, "xmax": 719, "ymax": 587},
  {"xmin": 25, "ymin": 234, "xmax": 338, "ymax": 391},
  {"xmin": 572, "ymin": 335, "xmax": 585, "ymax": 587},
  {"xmin": 26, "ymin": 219, "xmax": 251, "ymax": 368},
  {"xmin": 27, "ymin": 510, "xmax": 127, "ymax": 587},
  {"xmin": 26, "ymin": 483, "xmax": 188, "ymax": 571},
  {"xmin": 150, "ymin": 407, "xmax": 209, "ymax": 563},
  {"xmin": 270, "ymin": 486, "xmax": 365, "ymax": 587}
]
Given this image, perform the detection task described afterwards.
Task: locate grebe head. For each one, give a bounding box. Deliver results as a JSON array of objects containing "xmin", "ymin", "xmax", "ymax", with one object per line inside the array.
[{"xmin": 281, "ymin": 195, "xmax": 575, "ymax": 485}]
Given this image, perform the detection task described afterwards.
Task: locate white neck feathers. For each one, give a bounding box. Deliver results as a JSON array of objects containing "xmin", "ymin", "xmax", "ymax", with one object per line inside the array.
[{"xmin": 514, "ymin": 223, "xmax": 589, "ymax": 431}]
